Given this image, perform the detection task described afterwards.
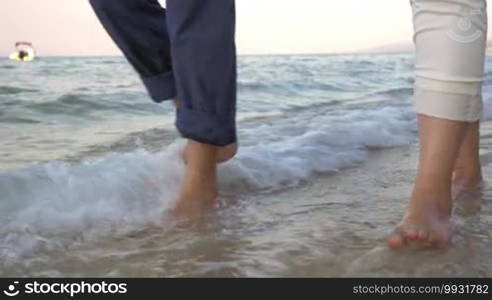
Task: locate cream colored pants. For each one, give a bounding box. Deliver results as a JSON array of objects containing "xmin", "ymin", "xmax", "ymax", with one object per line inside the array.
[{"xmin": 411, "ymin": 0, "xmax": 487, "ymax": 121}]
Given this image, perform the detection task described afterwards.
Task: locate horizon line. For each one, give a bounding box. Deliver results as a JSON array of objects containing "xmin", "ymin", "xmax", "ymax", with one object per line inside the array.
[{"xmin": 3, "ymin": 50, "xmax": 414, "ymax": 58}]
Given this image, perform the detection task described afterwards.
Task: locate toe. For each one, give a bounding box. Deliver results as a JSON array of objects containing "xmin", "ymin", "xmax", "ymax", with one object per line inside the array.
[
  {"xmin": 387, "ymin": 234, "xmax": 406, "ymax": 249},
  {"xmin": 428, "ymin": 233, "xmax": 439, "ymax": 244},
  {"xmin": 403, "ymin": 227, "xmax": 419, "ymax": 240},
  {"xmin": 417, "ymin": 229, "xmax": 429, "ymax": 241}
]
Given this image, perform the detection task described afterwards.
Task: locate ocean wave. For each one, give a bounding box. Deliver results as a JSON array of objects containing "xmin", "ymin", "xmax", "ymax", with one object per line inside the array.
[
  {"xmin": 238, "ymin": 79, "xmax": 344, "ymax": 93},
  {"xmin": 24, "ymin": 93, "xmax": 159, "ymax": 117},
  {"xmin": 67, "ymin": 127, "xmax": 179, "ymax": 160},
  {"xmin": 0, "ymin": 85, "xmax": 38, "ymax": 95},
  {"xmin": 0, "ymin": 146, "xmax": 184, "ymax": 263},
  {"xmin": 238, "ymin": 80, "xmax": 269, "ymax": 91},
  {"xmin": 101, "ymin": 60, "xmax": 121, "ymax": 65},
  {"xmin": 370, "ymin": 87, "xmax": 414, "ymax": 98},
  {"xmin": 0, "ymin": 104, "xmax": 417, "ymax": 264},
  {"xmin": 25, "ymin": 94, "xmax": 123, "ymax": 115},
  {"xmin": 286, "ymin": 100, "xmax": 341, "ymax": 113},
  {"xmin": 0, "ymin": 116, "xmax": 41, "ymax": 124},
  {"xmin": 237, "ymin": 111, "xmax": 284, "ymax": 123}
]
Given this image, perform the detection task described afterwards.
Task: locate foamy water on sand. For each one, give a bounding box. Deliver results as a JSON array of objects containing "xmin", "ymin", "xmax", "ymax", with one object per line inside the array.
[{"xmin": 0, "ymin": 55, "xmax": 491, "ymax": 277}]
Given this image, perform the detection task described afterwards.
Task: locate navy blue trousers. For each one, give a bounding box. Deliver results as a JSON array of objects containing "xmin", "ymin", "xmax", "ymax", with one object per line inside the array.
[{"xmin": 89, "ymin": 0, "xmax": 237, "ymax": 146}]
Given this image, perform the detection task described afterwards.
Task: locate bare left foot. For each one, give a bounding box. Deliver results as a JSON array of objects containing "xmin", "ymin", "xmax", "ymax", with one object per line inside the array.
[
  {"xmin": 387, "ymin": 200, "xmax": 451, "ymax": 249},
  {"xmin": 173, "ymin": 141, "xmax": 219, "ymax": 218},
  {"xmin": 388, "ymin": 115, "xmax": 467, "ymax": 249},
  {"xmin": 173, "ymin": 173, "xmax": 218, "ymax": 218}
]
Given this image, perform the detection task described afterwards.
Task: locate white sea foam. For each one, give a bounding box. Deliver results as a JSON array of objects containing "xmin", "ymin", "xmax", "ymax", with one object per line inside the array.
[
  {"xmin": 0, "ymin": 104, "xmax": 417, "ymax": 263},
  {"xmin": 0, "ymin": 143, "xmax": 184, "ymax": 262}
]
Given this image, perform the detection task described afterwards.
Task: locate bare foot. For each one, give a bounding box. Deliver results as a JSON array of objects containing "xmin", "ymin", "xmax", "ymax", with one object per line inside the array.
[
  {"xmin": 387, "ymin": 199, "xmax": 451, "ymax": 249},
  {"xmin": 173, "ymin": 174, "xmax": 218, "ymax": 218},
  {"xmin": 173, "ymin": 141, "xmax": 219, "ymax": 218},
  {"xmin": 388, "ymin": 115, "xmax": 466, "ymax": 249},
  {"xmin": 171, "ymin": 99, "xmax": 237, "ymax": 218}
]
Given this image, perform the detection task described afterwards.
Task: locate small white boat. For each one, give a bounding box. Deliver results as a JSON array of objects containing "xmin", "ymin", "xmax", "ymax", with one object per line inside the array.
[{"xmin": 9, "ymin": 42, "xmax": 36, "ymax": 62}]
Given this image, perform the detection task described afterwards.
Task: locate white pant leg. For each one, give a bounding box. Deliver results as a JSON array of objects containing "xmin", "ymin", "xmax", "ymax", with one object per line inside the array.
[{"xmin": 411, "ymin": 0, "xmax": 487, "ymax": 121}]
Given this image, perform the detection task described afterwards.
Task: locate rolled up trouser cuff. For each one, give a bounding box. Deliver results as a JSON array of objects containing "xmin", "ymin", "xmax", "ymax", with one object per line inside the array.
[
  {"xmin": 176, "ymin": 107, "xmax": 236, "ymax": 146},
  {"xmin": 415, "ymin": 77, "xmax": 483, "ymax": 122},
  {"xmin": 141, "ymin": 72, "xmax": 177, "ymax": 103}
]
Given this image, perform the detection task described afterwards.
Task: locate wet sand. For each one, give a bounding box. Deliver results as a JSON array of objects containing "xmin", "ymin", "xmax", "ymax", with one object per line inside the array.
[{"xmin": 248, "ymin": 124, "xmax": 492, "ymax": 277}]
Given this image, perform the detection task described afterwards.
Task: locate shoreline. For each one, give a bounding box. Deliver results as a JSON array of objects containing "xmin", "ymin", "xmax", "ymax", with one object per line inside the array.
[{"xmin": 233, "ymin": 121, "xmax": 492, "ymax": 277}]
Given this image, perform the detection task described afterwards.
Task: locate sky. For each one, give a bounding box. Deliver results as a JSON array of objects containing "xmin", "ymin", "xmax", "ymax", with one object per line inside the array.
[{"xmin": 0, "ymin": 0, "xmax": 490, "ymax": 56}]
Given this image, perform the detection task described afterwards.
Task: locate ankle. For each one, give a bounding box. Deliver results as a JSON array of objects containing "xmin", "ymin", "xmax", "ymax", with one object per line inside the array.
[
  {"xmin": 179, "ymin": 168, "xmax": 218, "ymax": 202},
  {"xmin": 408, "ymin": 194, "xmax": 452, "ymax": 217},
  {"xmin": 411, "ymin": 182, "xmax": 452, "ymax": 213},
  {"xmin": 453, "ymin": 165, "xmax": 482, "ymax": 179},
  {"xmin": 184, "ymin": 169, "xmax": 217, "ymax": 187},
  {"xmin": 413, "ymin": 176, "xmax": 452, "ymax": 197},
  {"xmin": 217, "ymin": 143, "xmax": 238, "ymax": 164}
]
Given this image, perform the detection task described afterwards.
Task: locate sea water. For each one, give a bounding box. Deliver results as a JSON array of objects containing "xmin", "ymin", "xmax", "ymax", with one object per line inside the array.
[{"xmin": 0, "ymin": 54, "xmax": 491, "ymax": 277}]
